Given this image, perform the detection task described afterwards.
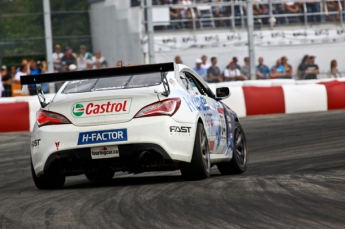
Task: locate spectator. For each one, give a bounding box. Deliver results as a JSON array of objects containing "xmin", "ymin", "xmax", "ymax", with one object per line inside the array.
[
  {"xmin": 224, "ymin": 61, "xmax": 247, "ymax": 81},
  {"xmin": 211, "ymin": 0, "xmax": 225, "ymax": 27},
  {"xmin": 175, "ymin": 55, "xmax": 183, "ymax": 64},
  {"xmin": 61, "ymin": 46, "xmax": 77, "ymax": 70},
  {"xmin": 297, "ymin": 54, "xmax": 309, "ymax": 79},
  {"xmin": 326, "ymin": 1, "xmax": 340, "ymax": 21},
  {"xmin": 201, "ymin": 55, "xmax": 210, "ymax": 70},
  {"xmin": 77, "ymin": 45, "xmax": 93, "ymax": 70},
  {"xmin": 86, "ymin": 60, "xmax": 94, "ymax": 70},
  {"xmin": 169, "ymin": 0, "xmax": 181, "ymax": 27},
  {"xmin": 207, "ymin": 57, "xmax": 222, "ymax": 82},
  {"xmin": 270, "ymin": 59, "xmax": 287, "ymax": 79},
  {"xmin": 1, "ymin": 65, "xmax": 12, "ymax": 97},
  {"xmin": 306, "ymin": 2, "xmax": 321, "ymax": 22},
  {"xmin": 179, "ymin": 0, "xmax": 198, "ymax": 28},
  {"xmin": 14, "ymin": 64, "xmax": 29, "ymax": 90},
  {"xmin": 232, "ymin": 57, "xmax": 241, "ymax": 71},
  {"xmin": 305, "ymin": 56, "xmax": 319, "ymax": 79},
  {"xmin": 116, "ymin": 61, "xmax": 123, "ymax": 67},
  {"xmin": 256, "ymin": 57, "xmax": 271, "ymax": 79},
  {"xmin": 92, "ymin": 50, "xmax": 108, "ymax": 69},
  {"xmin": 281, "ymin": 56, "xmax": 293, "ymax": 78},
  {"xmin": 328, "ymin": 60, "xmax": 341, "ymax": 78},
  {"xmin": 52, "ymin": 44, "xmax": 63, "ymax": 72},
  {"xmin": 0, "ymin": 75, "xmax": 3, "ymax": 98},
  {"xmin": 192, "ymin": 58, "xmax": 207, "ymax": 79},
  {"xmin": 30, "ymin": 60, "xmax": 41, "ymax": 75},
  {"xmin": 284, "ymin": 2, "xmax": 300, "ymax": 23},
  {"xmin": 241, "ymin": 57, "xmax": 251, "ymax": 79},
  {"xmin": 253, "ymin": 1, "xmax": 269, "ymax": 24},
  {"xmin": 272, "ymin": 3, "xmax": 287, "ymax": 24}
]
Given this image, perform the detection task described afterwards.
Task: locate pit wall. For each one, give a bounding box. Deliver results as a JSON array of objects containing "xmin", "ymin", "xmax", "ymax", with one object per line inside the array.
[{"xmin": 1, "ymin": 79, "xmax": 345, "ymax": 132}]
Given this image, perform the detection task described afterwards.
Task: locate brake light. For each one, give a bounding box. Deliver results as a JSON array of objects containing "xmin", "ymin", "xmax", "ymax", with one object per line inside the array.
[
  {"xmin": 37, "ymin": 110, "xmax": 71, "ymax": 127},
  {"xmin": 134, "ymin": 98, "xmax": 181, "ymax": 118}
]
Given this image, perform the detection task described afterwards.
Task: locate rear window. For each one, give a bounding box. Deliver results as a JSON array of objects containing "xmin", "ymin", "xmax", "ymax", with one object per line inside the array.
[{"xmin": 62, "ymin": 72, "xmax": 162, "ymax": 94}]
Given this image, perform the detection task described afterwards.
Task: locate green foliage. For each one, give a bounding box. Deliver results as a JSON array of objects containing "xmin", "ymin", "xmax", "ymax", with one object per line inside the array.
[{"xmin": 0, "ymin": 0, "xmax": 91, "ymax": 65}]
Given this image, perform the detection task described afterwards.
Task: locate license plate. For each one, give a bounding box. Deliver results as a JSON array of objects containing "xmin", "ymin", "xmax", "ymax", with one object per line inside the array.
[{"xmin": 91, "ymin": 145, "xmax": 119, "ymax": 159}]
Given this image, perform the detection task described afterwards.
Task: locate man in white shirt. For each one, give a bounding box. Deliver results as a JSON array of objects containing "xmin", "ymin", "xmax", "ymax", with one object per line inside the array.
[
  {"xmin": 0, "ymin": 71, "xmax": 3, "ymax": 97},
  {"xmin": 201, "ymin": 55, "xmax": 211, "ymax": 70},
  {"xmin": 224, "ymin": 61, "xmax": 248, "ymax": 81},
  {"xmin": 52, "ymin": 44, "xmax": 63, "ymax": 72}
]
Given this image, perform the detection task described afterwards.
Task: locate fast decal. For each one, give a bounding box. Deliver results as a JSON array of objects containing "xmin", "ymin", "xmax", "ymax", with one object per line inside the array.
[
  {"xmin": 77, "ymin": 129, "xmax": 128, "ymax": 145},
  {"xmin": 55, "ymin": 142, "xmax": 60, "ymax": 150},
  {"xmin": 170, "ymin": 126, "xmax": 191, "ymax": 133},
  {"xmin": 32, "ymin": 139, "xmax": 41, "ymax": 147},
  {"xmin": 71, "ymin": 98, "xmax": 132, "ymax": 118},
  {"xmin": 168, "ymin": 78, "xmax": 176, "ymax": 86}
]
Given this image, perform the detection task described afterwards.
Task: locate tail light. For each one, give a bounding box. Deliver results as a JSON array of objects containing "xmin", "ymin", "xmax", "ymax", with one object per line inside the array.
[
  {"xmin": 37, "ymin": 110, "xmax": 71, "ymax": 127},
  {"xmin": 134, "ymin": 98, "xmax": 181, "ymax": 118}
]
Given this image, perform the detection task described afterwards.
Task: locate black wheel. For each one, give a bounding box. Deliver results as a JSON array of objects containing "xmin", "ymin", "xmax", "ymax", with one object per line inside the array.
[
  {"xmin": 217, "ymin": 122, "xmax": 248, "ymax": 174},
  {"xmin": 85, "ymin": 169, "xmax": 115, "ymax": 182},
  {"xmin": 31, "ymin": 160, "xmax": 65, "ymax": 189},
  {"xmin": 180, "ymin": 123, "xmax": 210, "ymax": 180}
]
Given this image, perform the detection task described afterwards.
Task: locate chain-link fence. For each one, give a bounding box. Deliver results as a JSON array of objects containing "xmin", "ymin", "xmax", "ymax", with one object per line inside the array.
[{"xmin": 0, "ymin": 0, "xmax": 92, "ymax": 97}]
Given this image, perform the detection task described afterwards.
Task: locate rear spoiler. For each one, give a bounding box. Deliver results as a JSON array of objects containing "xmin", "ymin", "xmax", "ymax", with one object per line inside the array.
[{"xmin": 20, "ymin": 62, "xmax": 175, "ymax": 108}]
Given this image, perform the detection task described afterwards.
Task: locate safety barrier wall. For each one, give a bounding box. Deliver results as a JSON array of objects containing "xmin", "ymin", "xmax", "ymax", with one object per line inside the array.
[{"xmin": 0, "ymin": 79, "xmax": 345, "ymax": 132}]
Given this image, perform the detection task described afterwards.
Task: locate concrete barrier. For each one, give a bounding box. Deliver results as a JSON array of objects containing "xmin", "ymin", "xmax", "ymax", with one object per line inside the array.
[{"xmin": 1, "ymin": 80, "xmax": 345, "ymax": 132}]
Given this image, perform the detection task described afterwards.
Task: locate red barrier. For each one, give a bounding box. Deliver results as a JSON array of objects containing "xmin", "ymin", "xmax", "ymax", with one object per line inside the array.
[
  {"xmin": 318, "ymin": 80, "xmax": 345, "ymax": 110},
  {"xmin": 243, "ymin": 86, "xmax": 285, "ymax": 116},
  {"xmin": 0, "ymin": 102, "xmax": 30, "ymax": 132}
]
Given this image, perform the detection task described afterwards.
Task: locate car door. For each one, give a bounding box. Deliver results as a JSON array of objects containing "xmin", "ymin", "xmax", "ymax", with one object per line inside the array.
[{"xmin": 183, "ymin": 72, "xmax": 227, "ymax": 154}]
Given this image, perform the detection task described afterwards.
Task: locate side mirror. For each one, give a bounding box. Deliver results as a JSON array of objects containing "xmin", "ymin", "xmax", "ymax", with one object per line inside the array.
[{"xmin": 215, "ymin": 87, "xmax": 230, "ymax": 100}]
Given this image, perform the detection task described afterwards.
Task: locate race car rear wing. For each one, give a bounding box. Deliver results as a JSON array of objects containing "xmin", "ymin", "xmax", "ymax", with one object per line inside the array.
[{"xmin": 20, "ymin": 62, "xmax": 175, "ymax": 108}]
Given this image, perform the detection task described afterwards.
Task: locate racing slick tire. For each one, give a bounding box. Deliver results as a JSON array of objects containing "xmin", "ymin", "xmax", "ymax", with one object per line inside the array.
[
  {"xmin": 31, "ymin": 160, "xmax": 65, "ymax": 189},
  {"xmin": 217, "ymin": 122, "xmax": 248, "ymax": 175},
  {"xmin": 85, "ymin": 170, "xmax": 115, "ymax": 182},
  {"xmin": 180, "ymin": 122, "xmax": 211, "ymax": 180}
]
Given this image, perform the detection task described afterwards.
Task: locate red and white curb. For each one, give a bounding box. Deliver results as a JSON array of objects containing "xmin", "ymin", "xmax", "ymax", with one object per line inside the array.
[{"xmin": 1, "ymin": 80, "xmax": 345, "ymax": 132}]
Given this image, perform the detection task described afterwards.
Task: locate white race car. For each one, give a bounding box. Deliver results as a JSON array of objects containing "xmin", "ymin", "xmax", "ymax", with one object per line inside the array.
[{"xmin": 21, "ymin": 63, "xmax": 248, "ymax": 189}]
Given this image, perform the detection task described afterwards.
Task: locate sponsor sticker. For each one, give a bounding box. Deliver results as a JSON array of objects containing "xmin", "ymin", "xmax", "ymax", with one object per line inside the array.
[
  {"xmin": 71, "ymin": 98, "xmax": 132, "ymax": 118},
  {"xmin": 91, "ymin": 145, "xmax": 119, "ymax": 159},
  {"xmin": 77, "ymin": 129, "xmax": 128, "ymax": 145},
  {"xmin": 170, "ymin": 126, "xmax": 191, "ymax": 133},
  {"xmin": 55, "ymin": 142, "xmax": 60, "ymax": 150}
]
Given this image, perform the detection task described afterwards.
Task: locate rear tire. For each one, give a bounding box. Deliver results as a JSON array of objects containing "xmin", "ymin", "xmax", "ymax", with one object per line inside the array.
[
  {"xmin": 217, "ymin": 122, "xmax": 248, "ymax": 175},
  {"xmin": 180, "ymin": 123, "xmax": 210, "ymax": 180},
  {"xmin": 31, "ymin": 160, "xmax": 65, "ymax": 189},
  {"xmin": 85, "ymin": 170, "xmax": 114, "ymax": 182}
]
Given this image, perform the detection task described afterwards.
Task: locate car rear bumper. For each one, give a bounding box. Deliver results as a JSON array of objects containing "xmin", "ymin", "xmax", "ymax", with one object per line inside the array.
[{"xmin": 31, "ymin": 116, "xmax": 196, "ymax": 176}]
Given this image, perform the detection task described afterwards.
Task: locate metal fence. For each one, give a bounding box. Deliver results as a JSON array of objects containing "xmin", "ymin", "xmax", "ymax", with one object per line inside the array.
[
  {"xmin": 0, "ymin": 0, "xmax": 92, "ymax": 67},
  {"xmin": 141, "ymin": 0, "xmax": 345, "ymax": 31}
]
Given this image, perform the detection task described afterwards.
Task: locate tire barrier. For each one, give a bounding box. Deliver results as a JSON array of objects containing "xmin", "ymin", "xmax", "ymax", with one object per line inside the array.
[{"xmin": 1, "ymin": 80, "xmax": 345, "ymax": 132}]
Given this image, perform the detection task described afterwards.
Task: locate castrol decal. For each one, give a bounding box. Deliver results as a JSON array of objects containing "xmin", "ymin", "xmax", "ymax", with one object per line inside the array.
[{"xmin": 71, "ymin": 98, "xmax": 132, "ymax": 117}]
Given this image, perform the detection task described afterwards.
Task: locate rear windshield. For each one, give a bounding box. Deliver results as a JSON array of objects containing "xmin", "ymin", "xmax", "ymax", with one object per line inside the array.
[{"xmin": 62, "ymin": 72, "xmax": 162, "ymax": 94}]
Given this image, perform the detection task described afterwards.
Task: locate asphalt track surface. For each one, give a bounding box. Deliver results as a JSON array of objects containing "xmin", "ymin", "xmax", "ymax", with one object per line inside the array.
[{"xmin": 1, "ymin": 110, "xmax": 345, "ymax": 229}]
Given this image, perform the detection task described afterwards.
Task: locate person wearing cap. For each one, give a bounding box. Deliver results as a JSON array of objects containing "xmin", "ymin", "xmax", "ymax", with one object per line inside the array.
[
  {"xmin": 52, "ymin": 44, "xmax": 63, "ymax": 72},
  {"xmin": 256, "ymin": 57, "xmax": 271, "ymax": 79},
  {"xmin": 77, "ymin": 45, "xmax": 93, "ymax": 70},
  {"xmin": 1, "ymin": 65, "xmax": 12, "ymax": 97},
  {"xmin": 192, "ymin": 59, "xmax": 207, "ymax": 80},
  {"xmin": 61, "ymin": 46, "xmax": 76, "ymax": 71},
  {"xmin": 305, "ymin": 56, "xmax": 319, "ymax": 79},
  {"xmin": 224, "ymin": 61, "xmax": 248, "ymax": 81}
]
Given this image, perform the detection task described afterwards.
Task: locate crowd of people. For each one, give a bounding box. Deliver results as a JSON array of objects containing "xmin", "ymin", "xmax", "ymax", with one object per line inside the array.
[
  {"xmin": 0, "ymin": 44, "xmax": 115, "ymax": 97},
  {"xmin": 175, "ymin": 54, "xmax": 341, "ymax": 82},
  {"xmin": 132, "ymin": 0, "xmax": 343, "ymax": 28}
]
